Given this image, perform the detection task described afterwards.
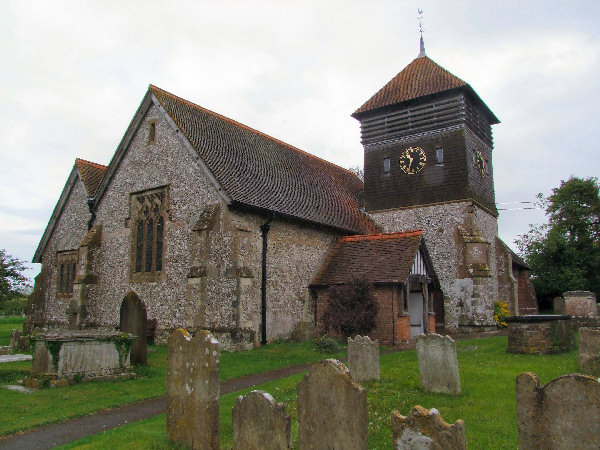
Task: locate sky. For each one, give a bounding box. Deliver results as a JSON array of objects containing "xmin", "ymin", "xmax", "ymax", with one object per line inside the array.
[{"xmin": 1, "ymin": 0, "xmax": 599, "ymax": 282}]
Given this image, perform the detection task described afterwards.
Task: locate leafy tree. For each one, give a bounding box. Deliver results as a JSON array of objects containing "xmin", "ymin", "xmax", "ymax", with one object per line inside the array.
[
  {"xmin": 0, "ymin": 249, "xmax": 30, "ymax": 302},
  {"xmin": 321, "ymin": 276, "xmax": 378, "ymax": 338},
  {"xmin": 347, "ymin": 164, "xmax": 364, "ymax": 182},
  {"xmin": 516, "ymin": 177, "xmax": 600, "ymax": 307}
]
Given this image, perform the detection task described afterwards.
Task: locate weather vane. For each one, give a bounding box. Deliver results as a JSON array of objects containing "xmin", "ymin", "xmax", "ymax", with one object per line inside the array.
[{"xmin": 418, "ymin": 8, "xmax": 426, "ymax": 57}]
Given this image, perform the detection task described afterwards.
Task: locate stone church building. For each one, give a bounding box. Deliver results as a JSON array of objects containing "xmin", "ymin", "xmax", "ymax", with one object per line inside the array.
[{"xmin": 27, "ymin": 42, "xmax": 536, "ymax": 348}]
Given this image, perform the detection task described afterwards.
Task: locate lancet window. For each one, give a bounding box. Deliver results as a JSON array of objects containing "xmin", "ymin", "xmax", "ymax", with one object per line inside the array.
[{"xmin": 131, "ymin": 187, "xmax": 168, "ymax": 280}]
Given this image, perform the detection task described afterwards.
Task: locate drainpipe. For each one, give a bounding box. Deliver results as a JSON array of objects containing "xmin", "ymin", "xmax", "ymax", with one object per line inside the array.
[
  {"xmin": 87, "ymin": 197, "xmax": 96, "ymax": 231},
  {"xmin": 260, "ymin": 212, "xmax": 275, "ymax": 345}
]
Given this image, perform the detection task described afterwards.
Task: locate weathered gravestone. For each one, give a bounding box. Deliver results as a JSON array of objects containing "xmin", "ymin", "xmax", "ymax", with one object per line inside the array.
[
  {"xmin": 416, "ymin": 333, "xmax": 461, "ymax": 394},
  {"xmin": 516, "ymin": 372, "xmax": 600, "ymax": 449},
  {"xmin": 348, "ymin": 335, "xmax": 380, "ymax": 381},
  {"xmin": 391, "ymin": 405, "xmax": 466, "ymax": 450},
  {"xmin": 119, "ymin": 292, "xmax": 147, "ymax": 365},
  {"xmin": 297, "ymin": 359, "xmax": 367, "ymax": 450},
  {"xmin": 167, "ymin": 329, "xmax": 220, "ymax": 450},
  {"xmin": 9, "ymin": 329, "xmax": 29, "ymax": 352},
  {"xmin": 578, "ymin": 327, "xmax": 600, "ymax": 376},
  {"xmin": 232, "ymin": 390, "xmax": 291, "ymax": 450}
]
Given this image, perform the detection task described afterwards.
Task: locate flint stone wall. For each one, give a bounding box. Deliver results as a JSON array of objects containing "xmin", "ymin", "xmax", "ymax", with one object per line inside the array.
[
  {"xmin": 578, "ymin": 327, "xmax": 600, "ymax": 376},
  {"xmin": 391, "ymin": 405, "xmax": 466, "ymax": 450},
  {"xmin": 563, "ymin": 291, "xmax": 597, "ymax": 318},
  {"xmin": 416, "ymin": 333, "xmax": 461, "ymax": 394},
  {"xmin": 371, "ymin": 201, "xmax": 498, "ymax": 331},
  {"xmin": 30, "ymin": 330, "xmax": 133, "ymax": 379},
  {"xmin": 506, "ymin": 315, "xmax": 574, "ymax": 354},
  {"xmin": 167, "ymin": 329, "xmax": 220, "ymax": 450},
  {"xmin": 516, "ymin": 372, "xmax": 600, "ymax": 449},
  {"xmin": 348, "ymin": 335, "xmax": 380, "ymax": 381},
  {"xmin": 297, "ymin": 359, "xmax": 368, "ymax": 449},
  {"xmin": 232, "ymin": 390, "xmax": 291, "ymax": 450},
  {"xmin": 38, "ymin": 177, "xmax": 90, "ymax": 324},
  {"xmin": 41, "ymin": 103, "xmax": 338, "ymax": 346}
]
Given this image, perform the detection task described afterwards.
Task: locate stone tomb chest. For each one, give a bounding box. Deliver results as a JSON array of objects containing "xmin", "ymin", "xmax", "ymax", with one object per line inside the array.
[
  {"xmin": 506, "ymin": 315, "xmax": 574, "ymax": 354},
  {"xmin": 30, "ymin": 330, "xmax": 135, "ymax": 381}
]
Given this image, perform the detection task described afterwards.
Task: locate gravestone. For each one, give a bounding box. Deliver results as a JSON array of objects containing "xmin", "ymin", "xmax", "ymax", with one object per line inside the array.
[
  {"xmin": 232, "ymin": 390, "xmax": 291, "ymax": 450},
  {"xmin": 167, "ymin": 329, "xmax": 220, "ymax": 450},
  {"xmin": 119, "ymin": 292, "xmax": 147, "ymax": 364},
  {"xmin": 416, "ymin": 333, "xmax": 461, "ymax": 394},
  {"xmin": 297, "ymin": 359, "xmax": 367, "ymax": 449},
  {"xmin": 10, "ymin": 329, "xmax": 29, "ymax": 352},
  {"xmin": 348, "ymin": 335, "xmax": 380, "ymax": 381},
  {"xmin": 516, "ymin": 372, "xmax": 600, "ymax": 449},
  {"xmin": 578, "ymin": 327, "xmax": 600, "ymax": 376},
  {"xmin": 391, "ymin": 405, "xmax": 466, "ymax": 450}
]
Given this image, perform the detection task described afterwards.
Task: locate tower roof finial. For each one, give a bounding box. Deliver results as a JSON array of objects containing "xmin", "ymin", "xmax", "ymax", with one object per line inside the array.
[{"xmin": 418, "ymin": 8, "xmax": 426, "ymax": 57}]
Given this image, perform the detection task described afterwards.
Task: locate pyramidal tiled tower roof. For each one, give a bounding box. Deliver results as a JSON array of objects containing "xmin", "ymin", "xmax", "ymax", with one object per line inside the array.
[{"xmin": 353, "ymin": 55, "xmax": 468, "ymax": 116}]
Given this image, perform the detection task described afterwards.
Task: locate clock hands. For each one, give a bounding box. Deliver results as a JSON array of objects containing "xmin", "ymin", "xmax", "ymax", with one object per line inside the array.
[{"xmin": 406, "ymin": 152, "xmax": 414, "ymax": 170}]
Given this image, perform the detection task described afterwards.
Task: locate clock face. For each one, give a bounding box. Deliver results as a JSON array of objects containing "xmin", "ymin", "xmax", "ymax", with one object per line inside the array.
[
  {"xmin": 475, "ymin": 150, "xmax": 486, "ymax": 176},
  {"xmin": 399, "ymin": 146, "xmax": 426, "ymax": 174}
]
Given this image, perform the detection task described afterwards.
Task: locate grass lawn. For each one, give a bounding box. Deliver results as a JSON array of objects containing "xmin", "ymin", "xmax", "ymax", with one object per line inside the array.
[
  {"xmin": 0, "ymin": 338, "xmax": 346, "ymax": 437},
  {"xmin": 0, "ymin": 316, "xmax": 24, "ymax": 346},
  {"xmin": 57, "ymin": 336, "xmax": 579, "ymax": 449}
]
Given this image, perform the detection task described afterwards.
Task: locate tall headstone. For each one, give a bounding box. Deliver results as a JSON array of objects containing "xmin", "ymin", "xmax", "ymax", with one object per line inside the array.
[
  {"xmin": 167, "ymin": 329, "xmax": 220, "ymax": 450},
  {"xmin": 348, "ymin": 335, "xmax": 380, "ymax": 381},
  {"xmin": 516, "ymin": 372, "xmax": 600, "ymax": 449},
  {"xmin": 391, "ymin": 405, "xmax": 466, "ymax": 450},
  {"xmin": 232, "ymin": 390, "xmax": 291, "ymax": 450},
  {"xmin": 578, "ymin": 327, "xmax": 600, "ymax": 376},
  {"xmin": 297, "ymin": 359, "xmax": 368, "ymax": 450},
  {"xmin": 119, "ymin": 292, "xmax": 147, "ymax": 365},
  {"xmin": 416, "ymin": 333, "xmax": 461, "ymax": 394}
]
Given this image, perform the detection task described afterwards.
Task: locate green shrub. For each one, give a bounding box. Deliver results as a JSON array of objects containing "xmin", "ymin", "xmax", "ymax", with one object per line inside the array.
[
  {"xmin": 314, "ymin": 336, "xmax": 340, "ymax": 352},
  {"xmin": 0, "ymin": 297, "xmax": 28, "ymax": 316},
  {"xmin": 321, "ymin": 276, "xmax": 378, "ymax": 338}
]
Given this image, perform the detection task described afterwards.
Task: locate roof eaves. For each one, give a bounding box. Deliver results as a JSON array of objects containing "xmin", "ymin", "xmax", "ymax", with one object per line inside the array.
[
  {"xmin": 229, "ymin": 200, "xmax": 373, "ymax": 235},
  {"xmin": 353, "ymin": 85, "xmax": 499, "ymax": 125},
  {"xmin": 33, "ymin": 164, "xmax": 81, "ymax": 263}
]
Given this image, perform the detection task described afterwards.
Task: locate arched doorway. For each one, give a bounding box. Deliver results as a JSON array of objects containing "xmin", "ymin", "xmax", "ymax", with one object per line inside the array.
[{"xmin": 119, "ymin": 291, "xmax": 147, "ymax": 365}]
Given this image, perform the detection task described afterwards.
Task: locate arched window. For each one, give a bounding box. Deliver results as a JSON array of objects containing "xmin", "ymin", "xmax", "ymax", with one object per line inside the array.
[
  {"xmin": 131, "ymin": 187, "xmax": 168, "ymax": 280},
  {"xmin": 56, "ymin": 251, "xmax": 77, "ymax": 296}
]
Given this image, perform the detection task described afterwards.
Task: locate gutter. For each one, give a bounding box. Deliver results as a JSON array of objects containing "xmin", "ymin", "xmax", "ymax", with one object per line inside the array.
[{"xmin": 260, "ymin": 212, "xmax": 275, "ymax": 345}]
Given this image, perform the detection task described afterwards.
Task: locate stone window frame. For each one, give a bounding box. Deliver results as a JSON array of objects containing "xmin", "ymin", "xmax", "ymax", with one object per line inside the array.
[
  {"xmin": 147, "ymin": 119, "xmax": 157, "ymax": 145},
  {"xmin": 435, "ymin": 147, "xmax": 444, "ymax": 165},
  {"xmin": 129, "ymin": 185, "xmax": 169, "ymax": 283},
  {"xmin": 383, "ymin": 157, "xmax": 391, "ymax": 173},
  {"xmin": 56, "ymin": 250, "xmax": 78, "ymax": 298}
]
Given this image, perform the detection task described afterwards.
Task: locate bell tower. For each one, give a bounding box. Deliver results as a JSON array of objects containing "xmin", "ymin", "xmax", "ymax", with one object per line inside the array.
[{"xmin": 352, "ymin": 39, "xmax": 503, "ymax": 332}]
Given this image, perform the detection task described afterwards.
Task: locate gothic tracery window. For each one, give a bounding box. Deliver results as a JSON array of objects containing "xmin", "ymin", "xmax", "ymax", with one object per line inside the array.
[
  {"xmin": 57, "ymin": 251, "xmax": 77, "ymax": 296},
  {"xmin": 131, "ymin": 187, "xmax": 168, "ymax": 280}
]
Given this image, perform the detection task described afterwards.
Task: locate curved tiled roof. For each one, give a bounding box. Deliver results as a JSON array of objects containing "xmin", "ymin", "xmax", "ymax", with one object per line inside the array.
[
  {"xmin": 75, "ymin": 158, "xmax": 107, "ymax": 196},
  {"xmin": 353, "ymin": 56, "xmax": 468, "ymax": 116},
  {"xmin": 151, "ymin": 85, "xmax": 377, "ymax": 234},
  {"xmin": 311, "ymin": 230, "xmax": 424, "ymax": 285}
]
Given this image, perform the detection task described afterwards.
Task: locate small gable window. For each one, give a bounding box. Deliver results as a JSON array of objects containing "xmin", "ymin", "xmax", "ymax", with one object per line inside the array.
[
  {"xmin": 130, "ymin": 186, "xmax": 168, "ymax": 281},
  {"xmin": 147, "ymin": 120, "xmax": 157, "ymax": 145},
  {"xmin": 383, "ymin": 158, "xmax": 391, "ymax": 173},
  {"xmin": 57, "ymin": 251, "xmax": 77, "ymax": 296}
]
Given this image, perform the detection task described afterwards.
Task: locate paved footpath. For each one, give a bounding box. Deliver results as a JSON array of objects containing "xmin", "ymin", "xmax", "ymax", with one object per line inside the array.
[{"xmin": 0, "ymin": 361, "xmax": 316, "ymax": 450}]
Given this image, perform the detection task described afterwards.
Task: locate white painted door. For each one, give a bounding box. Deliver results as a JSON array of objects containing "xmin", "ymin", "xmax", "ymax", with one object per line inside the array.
[{"xmin": 409, "ymin": 292, "xmax": 424, "ymax": 338}]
